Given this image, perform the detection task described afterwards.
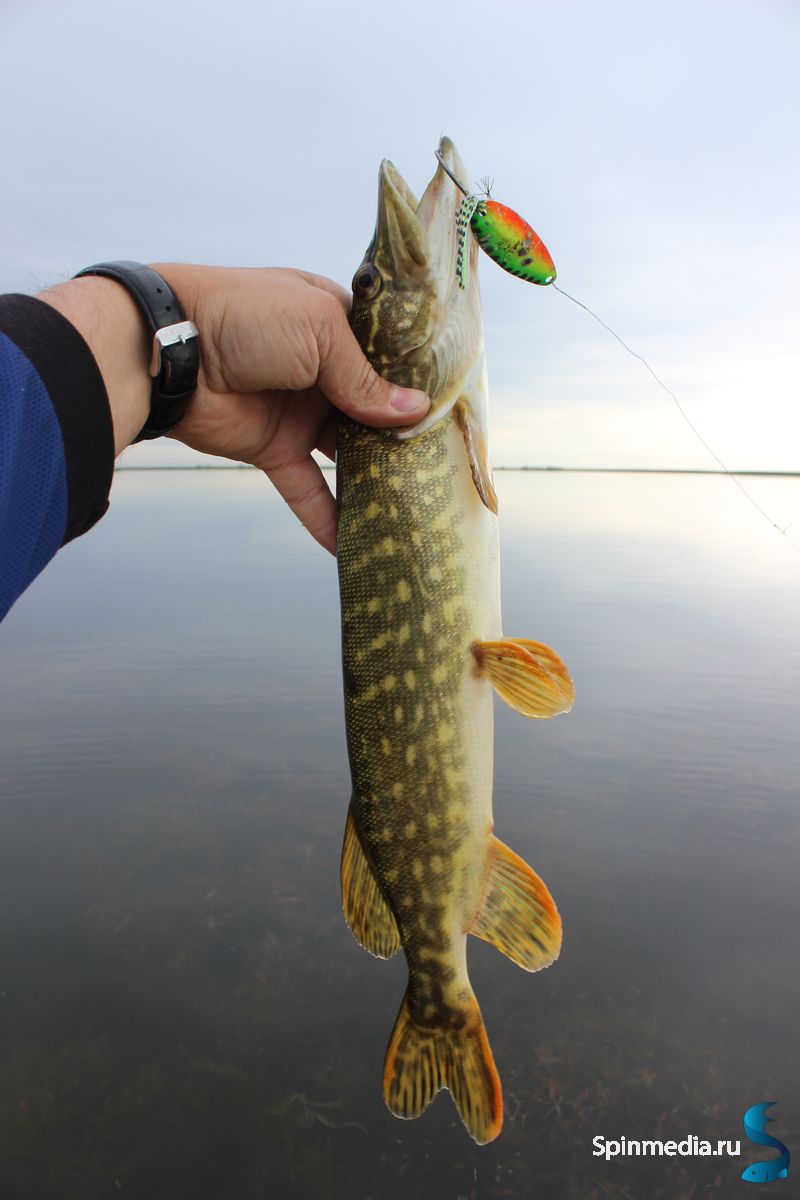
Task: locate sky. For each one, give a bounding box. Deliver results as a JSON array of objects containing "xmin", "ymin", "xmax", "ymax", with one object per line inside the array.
[{"xmin": 1, "ymin": 0, "xmax": 799, "ymax": 482}]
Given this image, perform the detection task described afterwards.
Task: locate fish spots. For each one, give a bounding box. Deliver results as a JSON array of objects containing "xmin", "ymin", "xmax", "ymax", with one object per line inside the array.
[
  {"xmin": 405, "ymin": 744, "xmax": 417, "ymax": 766},
  {"xmin": 385, "ymin": 866, "xmax": 399, "ymax": 883},
  {"xmin": 442, "ymin": 598, "xmax": 462, "ymax": 625},
  {"xmin": 415, "ymin": 648, "xmax": 426, "ymax": 664},
  {"xmin": 381, "ymin": 736, "xmax": 392, "ymax": 756},
  {"xmin": 379, "ymin": 536, "xmax": 395, "ymax": 556},
  {"xmin": 412, "ymin": 859, "xmax": 424, "ymax": 881},
  {"xmin": 392, "ymin": 781, "xmax": 404, "ymax": 800},
  {"xmin": 430, "ymin": 854, "xmax": 444, "ymax": 875},
  {"xmin": 425, "ymin": 812, "xmax": 441, "ymax": 832},
  {"xmin": 370, "ymin": 633, "xmax": 387, "ymax": 651},
  {"xmin": 445, "ymin": 766, "xmax": 462, "ymax": 789},
  {"xmin": 398, "ymin": 623, "xmax": 410, "ymax": 645},
  {"xmin": 382, "ymin": 825, "xmax": 393, "ymax": 842},
  {"xmin": 432, "ymin": 663, "xmax": 448, "ymax": 685},
  {"xmin": 381, "ymin": 674, "xmax": 397, "ymax": 692},
  {"xmin": 365, "ymin": 501, "xmax": 381, "ymax": 519},
  {"xmin": 369, "ymin": 464, "xmax": 381, "ymax": 479},
  {"xmin": 367, "ymin": 597, "xmax": 381, "ymax": 614},
  {"xmin": 388, "ymin": 475, "xmax": 402, "ymax": 491},
  {"xmin": 422, "ymin": 613, "xmax": 432, "ymax": 634},
  {"xmin": 404, "ymin": 670, "xmax": 417, "ymax": 690},
  {"xmin": 437, "ymin": 722, "xmax": 454, "ymax": 746},
  {"xmin": 428, "ymin": 565, "xmax": 443, "ymax": 583},
  {"xmin": 393, "ymin": 704, "xmax": 404, "ymax": 725},
  {"xmin": 400, "ymin": 894, "xmax": 414, "ymax": 909},
  {"xmin": 404, "ymin": 819, "xmax": 417, "ymax": 838},
  {"xmin": 410, "ymin": 530, "xmax": 422, "ymax": 546},
  {"xmin": 396, "ymin": 579, "xmax": 411, "ymax": 602}
]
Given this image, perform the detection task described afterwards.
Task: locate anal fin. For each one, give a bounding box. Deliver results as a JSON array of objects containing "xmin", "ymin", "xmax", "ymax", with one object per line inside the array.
[
  {"xmin": 472, "ymin": 637, "xmax": 574, "ymax": 717},
  {"xmin": 470, "ymin": 835, "xmax": 562, "ymax": 971},
  {"xmin": 340, "ymin": 803, "xmax": 401, "ymax": 959}
]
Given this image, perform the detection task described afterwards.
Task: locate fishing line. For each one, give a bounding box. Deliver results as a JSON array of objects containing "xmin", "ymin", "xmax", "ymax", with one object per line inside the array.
[
  {"xmin": 434, "ymin": 148, "xmax": 798, "ymax": 554},
  {"xmin": 550, "ymin": 283, "xmax": 799, "ymax": 551}
]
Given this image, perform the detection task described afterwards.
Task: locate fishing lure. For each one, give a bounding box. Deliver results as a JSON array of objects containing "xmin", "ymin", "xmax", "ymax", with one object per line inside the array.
[
  {"xmin": 434, "ymin": 147, "xmax": 799, "ymax": 556},
  {"xmin": 436, "ymin": 150, "xmax": 556, "ymax": 289}
]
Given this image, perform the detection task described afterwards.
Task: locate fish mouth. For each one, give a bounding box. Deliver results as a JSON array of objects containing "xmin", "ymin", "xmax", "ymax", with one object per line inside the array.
[
  {"xmin": 373, "ymin": 136, "xmax": 469, "ymax": 282},
  {"xmin": 350, "ymin": 137, "xmax": 483, "ymax": 435}
]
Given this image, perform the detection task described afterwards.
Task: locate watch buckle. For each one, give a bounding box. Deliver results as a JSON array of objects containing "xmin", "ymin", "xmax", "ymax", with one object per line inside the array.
[{"xmin": 149, "ymin": 320, "xmax": 200, "ymax": 378}]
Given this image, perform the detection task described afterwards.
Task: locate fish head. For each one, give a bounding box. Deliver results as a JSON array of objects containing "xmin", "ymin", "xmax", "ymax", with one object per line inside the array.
[{"xmin": 349, "ymin": 136, "xmax": 485, "ymax": 439}]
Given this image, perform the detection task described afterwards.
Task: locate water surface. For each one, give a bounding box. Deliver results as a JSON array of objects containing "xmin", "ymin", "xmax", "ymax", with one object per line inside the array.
[{"xmin": 1, "ymin": 469, "xmax": 798, "ymax": 1199}]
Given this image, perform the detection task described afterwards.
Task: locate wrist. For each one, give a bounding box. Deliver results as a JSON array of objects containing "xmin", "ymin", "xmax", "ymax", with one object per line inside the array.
[{"xmin": 39, "ymin": 277, "xmax": 150, "ymax": 456}]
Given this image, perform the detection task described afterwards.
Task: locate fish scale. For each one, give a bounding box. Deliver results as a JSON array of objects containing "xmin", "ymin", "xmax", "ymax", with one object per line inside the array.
[{"xmin": 338, "ymin": 412, "xmax": 491, "ymax": 1021}]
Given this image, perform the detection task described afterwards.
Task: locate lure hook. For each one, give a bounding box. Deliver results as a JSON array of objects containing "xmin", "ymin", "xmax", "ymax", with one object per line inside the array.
[{"xmin": 434, "ymin": 149, "xmax": 470, "ymax": 197}]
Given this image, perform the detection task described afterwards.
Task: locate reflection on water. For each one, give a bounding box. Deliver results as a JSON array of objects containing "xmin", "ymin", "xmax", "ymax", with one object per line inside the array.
[{"xmin": 1, "ymin": 469, "xmax": 799, "ymax": 1199}]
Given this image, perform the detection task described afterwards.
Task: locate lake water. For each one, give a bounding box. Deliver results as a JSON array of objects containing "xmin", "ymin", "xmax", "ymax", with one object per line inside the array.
[{"xmin": 1, "ymin": 468, "xmax": 799, "ymax": 1200}]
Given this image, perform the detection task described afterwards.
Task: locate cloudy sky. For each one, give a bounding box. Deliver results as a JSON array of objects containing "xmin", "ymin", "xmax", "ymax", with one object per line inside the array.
[{"xmin": 2, "ymin": 0, "xmax": 798, "ymax": 478}]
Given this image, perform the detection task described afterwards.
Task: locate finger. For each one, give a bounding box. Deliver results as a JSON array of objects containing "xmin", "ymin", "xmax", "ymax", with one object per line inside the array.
[
  {"xmin": 264, "ymin": 454, "xmax": 338, "ymax": 556},
  {"xmin": 316, "ymin": 301, "xmax": 430, "ymax": 427}
]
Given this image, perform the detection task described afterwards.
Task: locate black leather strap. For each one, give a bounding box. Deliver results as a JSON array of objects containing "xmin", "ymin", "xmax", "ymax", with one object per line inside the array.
[{"xmin": 73, "ymin": 260, "xmax": 200, "ymax": 441}]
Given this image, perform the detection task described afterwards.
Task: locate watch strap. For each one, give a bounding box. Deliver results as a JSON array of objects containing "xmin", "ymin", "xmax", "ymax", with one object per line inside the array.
[{"xmin": 73, "ymin": 260, "xmax": 200, "ymax": 441}]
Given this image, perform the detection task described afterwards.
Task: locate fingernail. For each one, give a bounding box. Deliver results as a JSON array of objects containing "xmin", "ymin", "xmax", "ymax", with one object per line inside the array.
[{"xmin": 391, "ymin": 387, "xmax": 430, "ymax": 413}]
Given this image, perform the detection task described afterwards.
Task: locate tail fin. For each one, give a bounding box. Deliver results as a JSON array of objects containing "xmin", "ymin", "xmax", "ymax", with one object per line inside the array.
[{"xmin": 382, "ymin": 991, "xmax": 503, "ymax": 1145}]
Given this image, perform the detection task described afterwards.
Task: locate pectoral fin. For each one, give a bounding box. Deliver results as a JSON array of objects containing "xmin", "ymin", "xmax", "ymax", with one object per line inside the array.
[
  {"xmin": 470, "ymin": 835, "xmax": 562, "ymax": 971},
  {"xmin": 472, "ymin": 637, "xmax": 574, "ymax": 717},
  {"xmin": 455, "ymin": 400, "xmax": 498, "ymax": 514},
  {"xmin": 341, "ymin": 803, "xmax": 401, "ymax": 959}
]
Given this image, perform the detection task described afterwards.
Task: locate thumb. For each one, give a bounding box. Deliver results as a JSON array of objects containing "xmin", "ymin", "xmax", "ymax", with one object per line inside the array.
[{"xmin": 316, "ymin": 304, "xmax": 430, "ymax": 427}]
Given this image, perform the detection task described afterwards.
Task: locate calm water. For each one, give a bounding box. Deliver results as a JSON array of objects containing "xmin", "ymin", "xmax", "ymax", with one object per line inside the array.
[{"xmin": 1, "ymin": 469, "xmax": 799, "ymax": 1200}]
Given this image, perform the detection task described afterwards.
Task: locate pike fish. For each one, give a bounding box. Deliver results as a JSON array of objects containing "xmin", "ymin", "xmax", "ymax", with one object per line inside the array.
[{"xmin": 336, "ymin": 137, "xmax": 573, "ymax": 1145}]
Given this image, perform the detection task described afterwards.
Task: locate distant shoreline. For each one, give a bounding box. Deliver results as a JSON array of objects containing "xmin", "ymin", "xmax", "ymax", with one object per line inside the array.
[{"xmin": 115, "ymin": 464, "xmax": 800, "ymax": 478}]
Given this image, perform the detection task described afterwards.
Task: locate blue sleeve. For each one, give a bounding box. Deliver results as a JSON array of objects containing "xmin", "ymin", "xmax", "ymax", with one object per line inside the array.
[{"xmin": 0, "ymin": 294, "xmax": 114, "ymax": 620}]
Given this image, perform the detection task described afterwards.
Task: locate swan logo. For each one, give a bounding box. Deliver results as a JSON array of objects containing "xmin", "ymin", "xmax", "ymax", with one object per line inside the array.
[{"xmin": 741, "ymin": 1102, "xmax": 790, "ymax": 1183}]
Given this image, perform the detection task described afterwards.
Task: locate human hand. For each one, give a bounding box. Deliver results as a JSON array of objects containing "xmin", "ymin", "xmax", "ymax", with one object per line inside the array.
[{"xmin": 152, "ymin": 264, "xmax": 429, "ymax": 554}]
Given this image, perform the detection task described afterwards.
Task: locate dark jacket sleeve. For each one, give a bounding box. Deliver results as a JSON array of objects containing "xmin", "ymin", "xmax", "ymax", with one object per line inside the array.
[{"xmin": 0, "ymin": 294, "xmax": 114, "ymax": 620}]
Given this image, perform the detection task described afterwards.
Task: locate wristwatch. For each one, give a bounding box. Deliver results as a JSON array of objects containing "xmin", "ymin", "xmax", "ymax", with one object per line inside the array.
[{"xmin": 73, "ymin": 260, "xmax": 200, "ymax": 441}]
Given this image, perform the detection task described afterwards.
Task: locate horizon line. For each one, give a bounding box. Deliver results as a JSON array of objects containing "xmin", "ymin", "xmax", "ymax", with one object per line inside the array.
[{"xmin": 115, "ymin": 465, "xmax": 800, "ymax": 478}]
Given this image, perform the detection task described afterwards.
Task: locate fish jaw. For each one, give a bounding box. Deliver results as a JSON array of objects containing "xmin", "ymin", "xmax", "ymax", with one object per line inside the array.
[{"xmin": 349, "ymin": 137, "xmax": 484, "ymax": 434}]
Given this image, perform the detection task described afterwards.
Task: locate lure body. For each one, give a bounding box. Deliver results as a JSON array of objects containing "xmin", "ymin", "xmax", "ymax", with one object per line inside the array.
[{"xmin": 470, "ymin": 199, "xmax": 556, "ymax": 285}]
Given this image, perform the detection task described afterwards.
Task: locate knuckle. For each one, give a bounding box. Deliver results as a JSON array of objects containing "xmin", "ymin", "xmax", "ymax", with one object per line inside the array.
[{"xmin": 353, "ymin": 359, "xmax": 385, "ymax": 406}]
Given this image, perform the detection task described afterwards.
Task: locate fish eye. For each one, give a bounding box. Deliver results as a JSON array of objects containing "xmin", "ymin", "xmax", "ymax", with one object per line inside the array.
[{"xmin": 352, "ymin": 263, "xmax": 382, "ymax": 300}]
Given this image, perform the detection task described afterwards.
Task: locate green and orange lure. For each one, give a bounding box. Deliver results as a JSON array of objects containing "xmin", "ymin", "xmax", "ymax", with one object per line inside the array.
[{"xmin": 436, "ymin": 149, "xmax": 556, "ymax": 289}]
